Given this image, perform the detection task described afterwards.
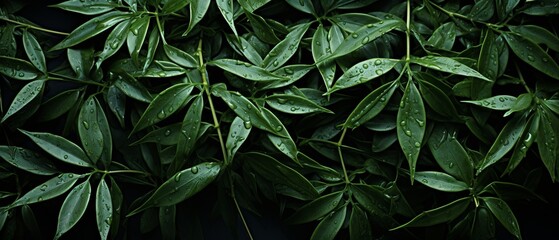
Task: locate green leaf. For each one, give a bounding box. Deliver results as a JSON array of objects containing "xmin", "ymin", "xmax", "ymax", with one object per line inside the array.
[
  {"xmin": 364, "ymin": 113, "xmax": 396, "ymax": 132},
  {"xmin": 411, "ymin": 56, "xmax": 491, "ymax": 81},
  {"xmin": 163, "ymin": 43, "xmax": 198, "ymax": 68},
  {"xmin": 495, "ymin": 0, "xmax": 519, "ymax": 20},
  {"xmin": 310, "ymin": 206, "xmax": 346, "ymax": 240},
  {"xmin": 209, "ymin": 59, "xmax": 288, "ymax": 81},
  {"xmin": 22, "ymin": 30, "xmax": 47, "ymax": 73},
  {"xmin": 285, "ymin": 0, "xmax": 315, "ymax": 14},
  {"xmin": 536, "ymin": 107, "xmax": 559, "ymax": 181},
  {"xmin": 417, "ymin": 77, "xmax": 460, "ymax": 120},
  {"xmin": 132, "ymin": 83, "xmax": 194, "ymax": 134},
  {"xmin": 506, "ymin": 112, "xmax": 539, "ymax": 174},
  {"xmin": 51, "ymin": 11, "xmax": 130, "ymax": 51},
  {"xmin": 78, "ymin": 96, "xmax": 104, "ymax": 164},
  {"xmin": 0, "ymin": 25, "xmax": 17, "ymax": 57},
  {"xmin": 127, "ymin": 162, "xmax": 221, "ymax": 216},
  {"xmin": 477, "ymin": 114, "xmax": 527, "ymax": 174},
  {"xmin": 508, "ymin": 25, "xmax": 559, "ymax": 52},
  {"xmin": 55, "ymin": 180, "xmax": 91, "ymax": 239},
  {"xmin": 330, "ymin": 13, "xmax": 381, "ymax": 32},
  {"xmin": 226, "ymin": 117, "xmax": 251, "ymax": 161},
  {"xmin": 243, "ymin": 11, "xmax": 281, "ymax": 45},
  {"xmin": 51, "ymin": 0, "xmax": 118, "ymax": 15},
  {"xmin": 106, "ymin": 85, "xmax": 126, "ymax": 127},
  {"xmin": 143, "ymin": 27, "xmax": 160, "ymax": 72},
  {"xmin": 262, "ymin": 22, "xmax": 311, "ymax": 71},
  {"xmin": 426, "ymin": 22, "xmax": 456, "ymax": 50},
  {"xmin": 261, "ymin": 108, "xmax": 298, "ymax": 161},
  {"xmin": 21, "ymin": 205, "xmax": 41, "ymax": 239},
  {"xmin": 109, "ymin": 178, "xmax": 123, "ymax": 240},
  {"xmin": 504, "ymin": 93, "xmax": 533, "ymax": 117},
  {"xmin": 216, "ymin": 0, "xmax": 239, "ymax": 37},
  {"xmin": 344, "ymin": 80, "xmax": 398, "ymax": 129},
  {"xmin": 462, "ymin": 95, "xmax": 518, "ymax": 110},
  {"xmin": 226, "ymin": 34, "xmax": 263, "ymax": 65},
  {"xmin": 482, "ymin": 197, "xmax": 522, "ymax": 239},
  {"xmin": 285, "ymin": 191, "xmax": 343, "ymax": 224},
  {"xmin": 349, "ymin": 205, "xmax": 372, "ymax": 240},
  {"xmin": 20, "ymin": 130, "xmax": 93, "ymax": 168},
  {"xmin": 159, "ymin": 205, "xmax": 176, "ymax": 240},
  {"xmin": 320, "ymin": 19, "xmax": 404, "ymax": 62},
  {"xmin": 350, "ymin": 184, "xmax": 393, "ymax": 227},
  {"xmin": 328, "ymin": 58, "xmax": 399, "ymax": 93},
  {"xmin": 35, "ymin": 88, "xmax": 81, "ymax": 122},
  {"xmin": 238, "ymin": 0, "xmax": 270, "ymax": 12},
  {"xmin": 428, "ymin": 124, "xmax": 474, "ymax": 183},
  {"xmin": 312, "ymin": 24, "xmax": 336, "ymax": 88},
  {"xmin": 97, "ymin": 20, "xmax": 131, "ymax": 67},
  {"xmin": 242, "ymin": 152, "xmax": 319, "ymax": 200},
  {"xmin": 96, "ymin": 179, "xmax": 112, "ymax": 240},
  {"xmin": 414, "ymin": 171, "xmax": 469, "ymax": 192},
  {"xmin": 0, "ymin": 56, "xmax": 40, "ymax": 80},
  {"xmin": 0, "ymin": 146, "xmax": 58, "ymax": 175},
  {"xmin": 10, "ymin": 173, "xmax": 79, "ymax": 208},
  {"xmin": 469, "ymin": 0, "xmax": 494, "ymax": 21},
  {"xmin": 397, "ymin": 80, "xmax": 426, "ymax": 182},
  {"xmin": 113, "ymin": 73, "xmax": 153, "ymax": 103},
  {"xmin": 127, "ymin": 15, "xmax": 150, "ymax": 66},
  {"xmin": 478, "ymin": 30, "xmax": 499, "ymax": 80},
  {"xmin": 265, "ymin": 94, "xmax": 333, "ymax": 114},
  {"xmin": 502, "ymin": 32, "xmax": 559, "ymax": 80},
  {"xmin": 172, "ymin": 95, "xmax": 204, "ymax": 172},
  {"xmin": 261, "ymin": 64, "xmax": 315, "ymax": 89},
  {"xmin": 1, "ymin": 80, "xmax": 45, "ymax": 123},
  {"xmin": 68, "ymin": 47, "xmax": 94, "ymax": 79},
  {"xmin": 391, "ymin": 197, "xmax": 470, "ymax": 230},
  {"xmin": 184, "ymin": 0, "xmax": 211, "ymax": 36},
  {"xmin": 161, "ymin": 0, "xmax": 190, "ymax": 13},
  {"xmin": 522, "ymin": 0, "xmax": 559, "ymax": 15}
]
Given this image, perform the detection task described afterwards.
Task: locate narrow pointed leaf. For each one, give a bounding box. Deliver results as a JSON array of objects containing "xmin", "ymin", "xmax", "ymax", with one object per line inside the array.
[
  {"xmin": 503, "ymin": 32, "xmax": 559, "ymax": 80},
  {"xmin": 162, "ymin": 0, "xmax": 189, "ymax": 13},
  {"xmin": 285, "ymin": 191, "xmax": 343, "ymax": 224},
  {"xmin": 55, "ymin": 180, "xmax": 91, "ymax": 239},
  {"xmin": 163, "ymin": 43, "xmax": 198, "ymax": 68},
  {"xmin": 22, "ymin": 30, "xmax": 46, "ymax": 73},
  {"xmin": 226, "ymin": 117, "xmax": 251, "ymax": 161},
  {"xmin": 0, "ymin": 146, "xmax": 58, "ymax": 175},
  {"xmin": 483, "ymin": 197, "xmax": 522, "ymax": 239},
  {"xmin": 310, "ymin": 206, "xmax": 347, "ymax": 240},
  {"xmin": 411, "ymin": 56, "xmax": 490, "ymax": 81},
  {"xmin": 79, "ymin": 96, "xmax": 104, "ymax": 163},
  {"xmin": 20, "ymin": 130, "xmax": 93, "ymax": 168},
  {"xmin": 216, "ymin": 0, "xmax": 238, "ymax": 37},
  {"xmin": 96, "ymin": 179, "xmax": 112, "ymax": 240},
  {"xmin": 172, "ymin": 95, "xmax": 204, "ymax": 171},
  {"xmin": 508, "ymin": 25, "xmax": 559, "ymax": 52},
  {"xmin": 329, "ymin": 58, "xmax": 398, "ymax": 93},
  {"xmin": 113, "ymin": 73, "xmax": 153, "ymax": 103},
  {"xmin": 391, "ymin": 197, "xmax": 470, "ymax": 230},
  {"xmin": 51, "ymin": 0, "xmax": 118, "ymax": 15},
  {"xmin": 350, "ymin": 205, "xmax": 372, "ymax": 240},
  {"xmin": 10, "ymin": 173, "xmax": 79, "ymax": 208},
  {"xmin": 265, "ymin": 94, "xmax": 333, "ymax": 114},
  {"xmin": 261, "ymin": 108, "xmax": 298, "ymax": 161},
  {"xmin": 462, "ymin": 95, "xmax": 517, "ymax": 110},
  {"xmin": 536, "ymin": 108, "xmax": 559, "ymax": 181},
  {"xmin": 506, "ymin": 113, "xmax": 539, "ymax": 173},
  {"xmin": 2, "ymin": 80, "xmax": 45, "ymax": 123},
  {"xmin": 184, "ymin": 0, "xmax": 211, "ymax": 36},
  {"xmin": 0, "ymin": 56, "xmax": 40, "ymax": 80},
  {"xmin": 262, "ymin": 23, "xmax": 311, "ymax": 71},
  {"xmin": 345, "ymin": 81, "xmax": 398, "ymax": 129},
  {"xmin": 428, "ymin": 125, "xmax": 474, "ymax": 183},
  {"xmin": 97, "ymin": 20, "xmax": 131, "ymax": 67},
  {"xmin": 478, "ymin": 29, "xmax": 499, "ymax": 80},
  {"xmin": 209, "ymin": 59, "xmax": 287, "ymax": 81},
  {"xmin": 127, "ymin": 15, "xmax": 150, "ymax": 66},
  {"xmin": 414, "ymin": 171, "xmax": 469, "ymax": 192}
]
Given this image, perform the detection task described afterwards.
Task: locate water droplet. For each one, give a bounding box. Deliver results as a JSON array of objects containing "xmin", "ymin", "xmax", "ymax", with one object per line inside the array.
[
  {"xmin": 400, "ymin": 120, "xmax": 406, "ymax": 126},
  {"xmin": 524, "ymin": 133, "xmax": 532, "ymax": 143},
  {"xmin": 191, "ymin": 166, "xmax": 199, "ymax": 174},
  {"xmin": 375, "ymin": 69, "xmax": 383, "ymax": 75},
  {"xmin": 275, "ymin": 125, "xmax": 283, "ymax": 132},
  {"xmin": 405, "ymin": 130, "xmax": 412, "ymax": 136},
  {"xmin": 542, "ymin": 58, "xmax": 549, "ymax": 62},
  {"xmin": 415, "ymin": 119, "xmax": 424, "ymax": 127},
  {"xmin": 273, "ymin": 60, "xmax": 279, "ymax": 66},
  {"xmin": 527, "ymin": 55, "xmax": 535, "ymax": 61},
  {"xmin": 164, "ymin": 129, "xmax": 171, "ymax": 136},
  {"xmin": 421, "ymin": 179, "xmax": 428, "ymax": 183},
  {"xmin": 157, "ymin": 110, "xmax": 166, "ymax": 119},
  {"xmin": 414, "ymin": 142, "xmax": 420, "ymax": 147},
  {"xmin": 38, "ymin": 197, "xmax": 43, "ymax": 201},
  {"xmin": 175, "ymin": 173, "xmax": 181, "ymax": 182},
  {"xmin": 361, "ymin": 36, "xmax": 369, "ymax": 44},
  {"xmin": 285, "ymin": 68, "xmax": 294, "ymax": 74},
  {"xmin": 68, "ymin": 173, "xmax": 74, "ymax": 178},
  {"xmin": 63, "ymin": 155, "xmax": 69, "ymax": 159},
  {"xmin": 246, "ymin": 104, "xmax": 252, "ymax": 110},
  {"xmin": 82, "ymin": 121, "xmax": 89, "ymax": 130},
  {"xmin": 243, "ymin": 121, "xmax": 252, "ymax": 129},
  {"xmin": 449, "ymin": 162, "xmax": 454, "ymax": 168},
  {"xmin": 351, "ymin": 33, "xmax": 359, "ymax": 38},
  {"xmin": 40, "ymin": 184, "xmax": 48, "ymax": 191},
  {"xmin": 498, "ymin": 97, "xmax": 505, "ymax": 102}
]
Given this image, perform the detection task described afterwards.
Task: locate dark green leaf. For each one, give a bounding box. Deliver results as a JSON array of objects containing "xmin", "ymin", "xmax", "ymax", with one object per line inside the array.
[
  {"xmin": 522, "ymin": 0, "xmax": 559, "ymax": 15},
  {"xmin": 209, "ymin": 59, "xmax": 287, "ymax": 81},
  {"xmin": 0, "ymin": 56, "xmax": 40, "ymax": 80},
  {"xmin": 411, "ymin": 56, "xmax": 491, "ymax": 81},
  {"xmin": 161, "ymin": 0, "xmax": 190, "ymax": 13},
  {"xmin": 216, "ymin": 0, "xmax": 239, "ymax": 37},
  {"xmin": 143, "ymin": 27, "xmax": 160, "ymax": 72},
  {"xmin": 426, "ymin": 22, "xmax": 456, "ymax": 50},
  {"xmin": 285, "ymin": 0, "xmax": 315, "ymax": 14},
  {"xmin": 265, "ymin": 94, "xmax": 333, "ymax": 114},
  {"xmin": 285, "ymin": 191, "xmax": 343, "ymax": 224},
  {"xmin": 22, "ymin": 30, "xmax": 46, "ymax": 73},
  {"xmin": 163, "ymin": 43, "xmax": 198, "ymax": 68},
  {"xmin": 328, "ymin": 58, "xmax": 399, "ymax": 93},
  {"xmin": 1, "ymin": 80, "xmax": 45, "ymax": 123},
  {"xmin": 67, "ymin": 47, "xmax": 94, "ymax": 79},
  {"xmin": 132, "ymin": 83, "xmax": 194, "ymax": 133},
  {"xmin": 55, "ymin": 180, "xmax": 91, "ymax": 239},
  {"xmin": 159, "ymin": 205, "xmax": 176, "ymax": 240},
  {"xmin": 261, "ymin": 64, "xmax": 314, "ymax": 89},
  {"xmin": 226, "ymin": 34, "xmax": 263, "ymax": 65},
  {"xmin": 417, "ymin": 78, "xmax": 460, "ymax": 120},
  {"xmin": 391, "ymin": 197, "xmax": 470, "ymax": 230},
  {"xmin": 127, "ymin": 15, "xmax": 150, "ymax": 66},
  {"xmin": 478, "ymin": 30, "xmax": 499, "ymax": 80},
  {"xmin": 344, "ymin": 80, "xmax": 398, "ymax": 129},
  {"xmin": 482, "ymin": 197, "xmax": 522, "ymax": 239},
  {"xmin": 21, "ymin": 205, "xmax": 41, "ymax": 239},
  {"xmin": 330, "ymin": 13, "xmax": 381, "ymax": 32},
  {"xmin": 184, "ymin": 0, "xmax": 211, "ymax": 36},
  {"xmin": 506, "ymin": 112, "xmax": 539, "ymax": 173},
  {"xmin": 172, "ymin": 95, "xmax": 204, "ymax": 171},
  {"xmin": 262, "ymin": 23, "xmax": 311, "ymax": 71},
  {"xmin": 10, "ymin": 173, "xmax": 79, "ymax": 207},
  {"xmin": 238, "ymin": 0, "xmax": 270, "ymax": 12},
  {"xmin": 312, "ymin": 24, "xmax": 336, "ymax": 88},
  {"xmin": 503, "ymin": 32, "xmax": 559, "ymax": 80},
  {"xmin": 536, "ymin": 107, "xmax": 559, "ymax": 181},
  {"xmin": 504, "ymin": 93, "xmax": 532, "ymax": 117},
  {"xmin": 508, "ymin": 25, "xmax": 559, "ymax": 52},
  {"xmin": 261, "ymin": 108, "xmax": 298, "ymax": 161},
  {"xmin": 428, "ymin": 124, "xmax": 474, "ymax": 183},
  {"xmin": 364, "ymin": 113, "xmax": 396, "ymax": 132},
  {"xmin": 20, "ymin": 130, "xmax": 93, "ymax": 168},
  {"xmin": 127, "ymin": 162, "xmax": 221, "ymax": 216},
  {"xmin": 0, "ymin": 25, "xmax": 17, "ymax": 57},
  {"xmin": 96, "ymin": 179, "xmax": 112, "ymax": 240},
  {"xmin": 51, "ymin": 0, "xmax": 118, "ymax": 15},
  {"xmin": 113, "ymin": 73, "xmax": 153, "ymax": 103},
  {"xmin": 397, "ymin": 80, "xmax": 426, "ymax": 181},
  {"xmin": 97, "ymin": 20, "xmax": 131, "ymax": 67},
  {"xmin": 414, "ymin": 171, "xmax": 469, "ymax": 192},
  {"xmin": 469, "ymin": 0, "xmax": 494, "ymax": 21},
  {"xmin": 225, "ymin": 116, "xmax": 251, "ymax": 161},
  {"xmin": 243, "ymin": 11, "xmax": 281, "ymax": 44},
  {"xmin": 349, "ymin": 205, "xmax": 372, "ymax": 240},
  {"xmin": 106, "ymin": 85, "xmax": 126, "ymax": 127},
  {"xmin": 310, "ymin": 206, "xmax": 346, "ymax": 240},
  {"xmin": 462, "ymin": 95, "xmax": 517, "ymax": 110},
  {"xmin": 35, "ymin": 88, "xmax": 81, "ymax": 122},
  {"xmin": 78, "ymin": 96, "xmax": 104, "ymax": 164},
  {"xmin": 51, "ymin": 11, "xmax": 130, "ymax": 51},
  {"xmin": 133, "ymin": 123, "xmax": 181, "ymax": 146},
  {"xmin": 0, "ymin": 146, "xmax": 58, "ymax": 175}
]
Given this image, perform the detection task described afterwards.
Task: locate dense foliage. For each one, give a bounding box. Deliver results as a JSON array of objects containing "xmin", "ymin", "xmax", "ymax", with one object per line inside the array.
[{"xmin": 1, "ymin": 0, "xmax": 558, "ymax": 239}]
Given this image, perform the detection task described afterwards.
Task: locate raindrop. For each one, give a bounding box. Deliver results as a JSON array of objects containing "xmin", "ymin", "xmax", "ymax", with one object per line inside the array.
[
  {"xmin": 191, "ymin": 166, "xmax": 199, "ymax": 174},
  {"xmin": 524, "ymin": 133, "xmax": 532, "ymax": 143},
  {"xmin": 40, "ymin": 184, "xmax": 48, "ymax": 191},
  {"xmin": 421, "ymin": 179, "xmax": 428, "ymax": 183},
  {"xmin": 275, "ymin": 125, "xmax": 283, "ymax": 132},
  {"xmin": 415, "ymin": 119, "xmax": 424, "ymax": 127},
  {"xmin": 277, "ymin": 98, "xmax": 288, "ymax": 104},
  {"xmin": 38, "ymin": 197, "xmax": 43, "ymax": 201},
  {"xmin": 361, "ymin": 36, "xmax": 369, "ymax": 44},
  {"xmin": 351, "ymin": 33, "xmax": 359, "ymax": 38},
  {"xmin": 527, "ymin": 55, "xmax": 535, "ymax": 61},
  {"xmin": 164, "ymin": 130, "xmax": 171, "ymax": 136},
  {"xmin": 405, "ymin": 130, "xmax": 412, "ymax": 136},
  {"xmin": 18, "ymin": 72, "xmax": 24, "ymax": 77},
  {"xmin": 374, "ymin": 59, "xmax": 382, "ymax": 65},
  {"xmin": 362, "ymin": 63, "xmax": 369, "ymax": 69},
  {"xmin": 449, "ymin": 162, "xmax": 454, "ymax": 168},
  {"xmin": 243, "ymin": 121, "xmax": 252, "ymax": 129},
  {"xmin": 157, "ymin": 110, "xmax": 166, "ymax": 119},
  {"xmin": 375, "ymin": 69, "xmax": 383, "ymax": 75},
  {"xmin": 542, "ymin": 58, "xmax": 549, "ymax": 62},
  {"xmin": 285, "ymin": 68, "xmax": 294, "ymax": 74},
  {"xmin": 414, "ymin": 142, "xmax": 420, "ymax": 147},
  {"xmin": 82, "ymin": 121, "xmax": 90, "ymax": 130},
  {"xmin": 400, "ymin": 120, "xmax": 406, "ymax": 126},
  {"xmin": 68, "ymin": 173, "xmax": 74, "ymax": 178},
  {"xmin": 175, "ymin": 173, "xmax": 181, "ymax": 182},
  {"xmin": 63, "ymin": 155, "xmax": 69, "ymax": 159}
]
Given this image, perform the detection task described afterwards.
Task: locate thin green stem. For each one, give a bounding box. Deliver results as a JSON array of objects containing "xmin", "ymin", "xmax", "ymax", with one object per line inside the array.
[
  {"xmin": 154, "ymin": 13, "xmax": 167, "ymax": 43},
  {"xmin": 514, "ymin": 62, "xmax": 532, "ymax": 94},
  {"xmin": 406, "ymin": 0, "xmax": 411, "ymax": 63},
  {"xmin": 47, "ymin": 74, "xmax": 107, "ymax": 87},
  {"xmin": 337, "ymin": 128, "xmax": 351, "ymax": 183},
  {"xmin": 230, "ymin": 179, "xmax": 254, "ymax": 240},
  {"xmin": 0, "ymin": 17, "xmax": 69, "ymax": 36},
  {"xmin": 107, "ymin": 169, "xmax": 150, "ymax": 175}
]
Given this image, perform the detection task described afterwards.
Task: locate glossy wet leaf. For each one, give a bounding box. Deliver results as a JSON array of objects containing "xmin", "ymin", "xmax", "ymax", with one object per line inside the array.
[
  {"xmin": 397, "ymin": 80, "xmax": 426, "ymax": 182},
  {"xmin": 226, "ymin": 34, "xmax": 263, "ymax": 66},
  {"xmin": 536, "ymin": 108, "xmax": 559, "ymax": 181},
  {"xmin": 0, "ymin": 56, "xmax": 40, "ymax": 80},
  {"xmin": 261, "ymin": 64, "xmax": 314, "ymax": 89},
  {"xmin": 243, "ymin": 10, "xmax": 280, "ymax": 45},
  {"xmin": 349, "ymin": 205, "xmax": 372, "ymax": 240},
  {"xmin": 285, "ymin": 191, "xmax": 343, "ymax": 224},
  {"xmin": 55, "ymin": 180, "xmax": 91, "ymax": 239},
  {"xmin": 226, "ymin": 117, "xmax": 251, "ymax": 161},
  {"xmin": 478, "ymin": 29, "xmax": 499, "ymax": 80},
  {"xmin": 328, "ymin": 58, "xmax": 398, "ymax": 93},
  {"xmin": 143, "ymin": 27, "xmax": 160, "ymax": 72},
  {"xmin": 262, "ymin": 22, "xmax": 311, "ymax": 71},
  {"xmin": 426, "ymin": 22, "xmax": 456, "ymax": 50},
  {"xmin": 242, "ymin": 152, "xmax": 318, "ymax": 200},
  {"xmin": 310, "ymin": 206, "xmax": 346, "ymax": 240},
  {"xmin": 1, "ymin": 80, "xmax": 44, "ymax": 123},
  {"xmin": 132, "ymin": 83, "xmax": 194, "ymax": 134},
  {"xmin": 113, "ymin": 73, "xmax": 153, "ymax": 103},
  {"xmin": 469, "ymin": 0, "xmax": 494, "ymax": 21},
  {"xmin": 216, "ymin": 0, "xmax": 239, "ymax": 37},
  {"xmin": 127, "ymin": 162, "xmax": 221, "ymax": 216},
  {"xmin": 462, "ymin": 95, "xmax": 517, "ymax": 110},
  {"xmin": 0, "ymin": 25, "xmax": 17, "ymax": 57},
  {"xmin": 35, "ymin": 88, "xmax": 81, "ymax": 122},
  {"xmin": 330, "ymin": 13, "xmax": 381, "ymax": 32},
  {"xmin": 163, "ymin": 43, "xmax": 198, "ymax": 68},
  {"xmin": 127, "ymin": 15, "xmax": 150, "ymax": 66},
  {"xmin": 21, "ymin": 204, "xmax": 41, "ymax": 239},
  {"xmin": 345, "ymin": 81, "xmax": 398, "ymax": 129},
  {"xmin": 482, "ymin": 197, "xmax": 522, "ymax": 239},
  {"xmin": 51, "ymin": 0, "xmax": 118, "ymax": 15},
  {"xmin": 172, "ymin": 95, "xmax": 203, "ymax": 171},
  {"xmin": 209, "ymin": 59, "xmax": 287, "ymax": 81},
  {"xmin": 133, "ymin": 123, "xmax": 181, "ymax": 146},
  {"xmin": 285, "ymin": 0, "xmax": 315, "ymax": 14},
  {"xmin": 261, "ymin": 108, "xmax": 298, "ymax": 161},
  {"xmin": 411, "ymin": 56, "xmax": 490, "ymax": 81},
  {"xmin": 508, "ymin": 25, "xmax": 559, "ymax": 52},
  {"xmin": 504, "ymin": 93, "xmax": 533, "ymax": 117},
  {"xmin": 350, "ymin": 184, "xmax": 394, "ymax": 227},
  {"xmin": 320, "ymin": 19, "xmax": 404, "ymax": 62},
  {"xmin": 428, "ymin": 125, "xmax": 474, "ymax": 183},
  {"xmin": 183, "ymin": 0, "xmax": 211, "ymax": 36},
  {"xmin": 159, "ymin": 205, "xmax": 176, "ymax": 240},
  {"xmin": 477, "ymin": 114, "xmax": 527, "ymax": 174},
  {"xmin": 522, "ymin": 0, "xmax": 559, "ymax": 15},
  {"xmin": 22, "ymin": 30, "xmax": 46, "ymax": 73},
  {"xmin": 10, "ymin": 173, "xmax": 79, "ymax": 208},
  {"xmin": 312, "ymin": 24, "xmax": 336, "ymax": 88},
  {"xmin": 496, "ymin": 0, "xmax": 519, "ymax": 20},
  {"xmin": 106, "ymin": 85, "xmax": 125, "ymax": 127},
  {"xmin": 96, "ymin": 179, "xmax": 112, "ymax": 240},
  {"xmin": 161, "ymin": 0, "xmax": 190, "ymax": 13},
  {"xmin": 502, "ymin": 32, "xmax": 559, "ymax": 80},
  {"xmin": 78, "ymin": 96, "xmax": 104, "ymax": 164},
  {"xmin": 265, "ymin": 94, "xmax": 333, "ymax": 114},
  {"xmin": 20, "ymin": 130, "xmax": 93, "ymax": 168},
  {"xmin": 505, "ymin": 113, "xmax": 539, "ymax": 174},
  {"xmin": 97, "ymin": 20, "xmax": 131, "ymax": 67},
  {"xmin": 391, "ymin": 197, "xmax": 470, "ymax": 230},
  {"xmin": 50, "ymin": 11, "xmax": 130, "ymax": 51},
  {"xmin": 0, "ymin": 146, "xmax": 58, "ymax": 175},
  {"xmin": 417, "ymin": 78, "xmax": 460, "ymax": 120},
  {"xmin": 414, "ymin": 171, "xmax": 469, "ymax": 192},
  {"xmin": 238, "ymin": 0, "xmax": 270, "ymax": 12}
]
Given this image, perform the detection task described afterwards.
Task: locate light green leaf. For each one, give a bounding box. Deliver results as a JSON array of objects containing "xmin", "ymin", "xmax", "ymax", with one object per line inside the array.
[
  {"xmin": 226, "ymin": 34, "xmax": 263, "ymax": 66},
  {"xmin": 22, "ymin": 30, "xmax": 46, "ymax": 73},
  {"xmin": 96, "ymin": 179, "xmax": 112, "ymax": 240},
  {"xmin": 483, "ymin": 197, "xmax": 522, "ymax": 239},
  {"xmin": 55, "ymin": 180, "xmax": 91, "ymax": 239},
  {"xmin": 184, "ymin": 0, "xmax": 211, "ymax": 36},
  {"xmin": 51, "ymin": 0, "xmax": 118, "ymax": 15},
  {"xmin": 1, "ymin": 80, "xmax": 45, "ymax": 123},
  {"xmin": 411, "ymin": 56, "xmax": 491, "ymax": 81},
  {"xmin": 285, "ymin": 191, "xmax": 343, "ymax": 224},
  {"xmin": 330, "ymin": 12, "xmax": 381, "ymax": 32},
  {"xmin": 414, "ymin": 171, "xmax": 469, "ymax": 192},
  {"xmin": 344, "ymin": 81, "xmax": 398, "ymax": 129},
  {"xmin": 209, "ymin": 59, "xmax": 288, "ymax": 81},
  {"xmin": 0, "ymin": 56, "xmax": 41, "ymax": 80},
  {"xmin": 20, "ymin": 130, "xmax": 93, "ymax": 168},
  {"xmin": 262, "ymin": 22, "xmax": 311, "ymax": 71},
  {"xmin": 265, "ymin": 94, "xmax": 333, "ymax": 114},
  {"xmin": 161, "ymin": 0, "xmax": 189, "ymax": 13},
  {"xmin": 127, "ymin": 15, "xmax": 150, "ymax": 66},
  {"xmin": 10, "ymin": 173, "xmax": 79, "ymax": 208},
  {"xmin": 397, "ymin": 80, "xmax": 426, "ymax": 182},
  {"xmin": 310, "ymin": 206, "xmax": 347, "ymax": 240},
  {"xmin": 328, "ymin": 58, "xmax": 399, "ymax": 93},
  {"xmin": 261, "ymin": 108, "xmax": 298, "ymax": 161},
  {"xmin": 97, "ymin": 20, "xmax": 131, "ymax": 67},
  {"xmin": 391, "ymin": 197, "xmax": 470, "ymax": 230},
  {"xmin": 503, "ymin": 32, "xmax": 559, "ymax": 80},
  {"xmin": 226, "ymin": 117, "xmax": 251, "ymax": 161},
  {"xmin": 504, "ymin": 93, "xmax": 533, "ymax": 117},
  {"xmin": 216, "ymin": 0, "xmax": 239, "ymax": 37},
  {"xmin": 0, "ymin": 146, "xmax": 58, "ymax": 175}
]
